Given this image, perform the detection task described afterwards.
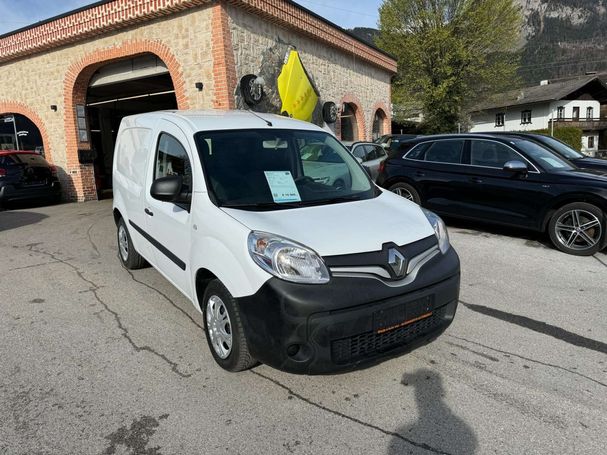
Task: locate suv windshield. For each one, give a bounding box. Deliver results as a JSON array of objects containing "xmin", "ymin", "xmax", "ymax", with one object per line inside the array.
[
  {"xmin": 535, "ymin": 135, "xmax": 584, "ymax": 160},
  {"xmin": 512, "ymin": 139, "xmax": 575, "ymax": 171},
  {"xmin": 195, "ymin": 129, "xmax": 376, "ymax": 210}
]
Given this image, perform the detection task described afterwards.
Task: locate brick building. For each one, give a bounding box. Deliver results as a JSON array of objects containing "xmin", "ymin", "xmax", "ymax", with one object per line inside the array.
[{"xmin": 0, "ymin": 0, "xmax": 396, "ymax": 201}]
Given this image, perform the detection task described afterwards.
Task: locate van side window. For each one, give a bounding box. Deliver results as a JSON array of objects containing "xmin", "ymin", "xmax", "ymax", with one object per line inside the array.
[{"xmin": 155, "ymin": 133, "xmax": 192, "ymax": 192}]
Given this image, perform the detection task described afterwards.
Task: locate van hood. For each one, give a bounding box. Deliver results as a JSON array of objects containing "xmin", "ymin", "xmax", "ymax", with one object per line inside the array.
[{"xmin": 221, "ymin": 191, "xmax": 436, "ymax": 256}]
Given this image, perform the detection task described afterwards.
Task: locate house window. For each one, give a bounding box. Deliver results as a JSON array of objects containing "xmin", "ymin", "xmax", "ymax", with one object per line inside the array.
[
  {"xmin": 557, "ymin": 106, "xmax": 565, "ymax": 120},
  {"xmin": 495, "ymin": 113, "xmax": 505, "ymax": 127},
  {"xmin": 587, "ymin": 107, "xmax": 594, "ymax": 120},
  {"xmin": 588, "ymin": 136, "xmax": 595, "ymax": 149},
  {"xmin": 521, "ymin": 110, "xmax": 532, "ymax": 124},
  {"xmin": 572, "ymin": 106, "xmax": 580, "ymax": 120}
]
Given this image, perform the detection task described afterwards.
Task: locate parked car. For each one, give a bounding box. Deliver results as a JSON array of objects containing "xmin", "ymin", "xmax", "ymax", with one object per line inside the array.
[
  {"xmin": 374, "ymin": 134, "xmax": 421, "ymax": 152},
  {"xmin": 349, "ymin": 142, "xmax": 388, "ymax": 180},
  {"xmin": 486, "ymin": 132, "xmax": 607, "ymax": 172},
  {"xmin": 300, "ymin": 141, "xmax": 351, "ymax": 188},
  {"xmin": 113, "ymin": 110, "xmax": 460, "ymax": 374},
  {"xmin": 377, "ymin": 134, "xmax": 607, "ymax": 256},
  {"xmin": 0, "ymin": 150, "xmax": 61, "ymax": 208}
]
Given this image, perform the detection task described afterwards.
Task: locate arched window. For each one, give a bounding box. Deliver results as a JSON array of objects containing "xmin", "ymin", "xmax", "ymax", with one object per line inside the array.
[
  {"xmin": 372, "ymin": 109, "xmax": 387, "ymax": 140},
  {"xmin": 0, "ymin": 113, "xmax": 44, "ymax": 154},
  {"xmin": 340, "ymin": 103, "xmax": 359, "ymax": 142}
]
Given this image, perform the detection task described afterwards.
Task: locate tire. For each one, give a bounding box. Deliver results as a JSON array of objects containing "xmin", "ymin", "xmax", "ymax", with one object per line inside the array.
[
  {"xmin": 203, "ymin": 280, "xmax": 256, "ymax": 372},
  {"xmin": 389, "ymin": 182, "xmax": 421, "ymax": 204},
  {"xmin": 117, "ymin": 218, "xmax": 147, "ymax": 269},
  {"xmin": 548, "ymin": 202, "xmax": 605, "ymax": 256}
]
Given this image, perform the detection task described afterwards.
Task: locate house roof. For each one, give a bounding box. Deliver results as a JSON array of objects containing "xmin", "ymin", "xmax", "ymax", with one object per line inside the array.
[{"xmin": 471, "ymin": 76, "xmax": 607, "ymax": 112}]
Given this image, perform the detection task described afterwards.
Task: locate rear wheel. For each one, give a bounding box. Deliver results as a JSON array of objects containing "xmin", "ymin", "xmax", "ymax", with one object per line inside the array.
[
  {"xmin": 203, "ymin": 280, "xmax": 256, "ymax": 372},
  {"xmin": 389, "ymin": 182, "xmax": 421, "ymax": 204},
  {"xmin": 117, "ymin": 218, "xmax": 147, "ymax": 269},
  {"xmin": 548, "ymin": 202, "xmax": 605, "ymax": 256}
]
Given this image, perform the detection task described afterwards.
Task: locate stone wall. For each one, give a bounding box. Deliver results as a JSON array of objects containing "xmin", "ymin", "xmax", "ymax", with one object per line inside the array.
[
  {"xmin": 227, "ymin": 4, "xmax": 392, "ymax": 141},
  {"xmin": 0, "ymin": 5, "xmax": 214, "ymax": 199}
]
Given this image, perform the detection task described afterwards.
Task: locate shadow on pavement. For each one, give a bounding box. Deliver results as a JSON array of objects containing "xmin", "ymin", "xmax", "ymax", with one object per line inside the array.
[
  {"xmin": 0, "ymin": 210, "xmax": 48, "ymax": 232},
  {"xmin": 387, "ymin": 368, "xmax": 477, "ymax": 455}
]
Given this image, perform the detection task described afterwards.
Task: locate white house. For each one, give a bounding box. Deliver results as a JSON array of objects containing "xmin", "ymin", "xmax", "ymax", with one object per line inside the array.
[{"xmin": 469, "ymin": 76, "xmax": 607, "ymax": 155}]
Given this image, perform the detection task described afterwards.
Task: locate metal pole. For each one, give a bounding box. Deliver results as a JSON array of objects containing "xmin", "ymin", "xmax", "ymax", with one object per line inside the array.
[
  {"xmin": 11, "ymin": 116, "xmax": 19, "ymax": 150},
  {"xmin": 550, "ymin": 106, "xmax": 554, "ymax": 137}
]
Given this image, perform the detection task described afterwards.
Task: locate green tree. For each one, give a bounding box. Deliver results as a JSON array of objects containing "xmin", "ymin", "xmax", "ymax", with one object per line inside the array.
[{"xmin": 377, "ymin": 0, "xmax": 522, "ymax": 133}]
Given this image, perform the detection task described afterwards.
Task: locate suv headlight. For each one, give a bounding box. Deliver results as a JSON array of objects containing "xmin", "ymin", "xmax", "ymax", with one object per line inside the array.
[
  {"xmin": 248, "ymin": 231, "xmax": 330, "ymax": 284},
  {"xmin": 422, "ymin": 208, "xmax": 450, "ymax": 254}
]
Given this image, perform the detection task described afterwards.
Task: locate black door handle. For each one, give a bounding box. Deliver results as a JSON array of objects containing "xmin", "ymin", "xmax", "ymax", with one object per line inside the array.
[
  {"xmin": 469, "ymin": 177, "xmax": 483, "ymax": 184},
  {"xmin": 144, "ymin": 208, "xmax": 154, "ymax": 216}
]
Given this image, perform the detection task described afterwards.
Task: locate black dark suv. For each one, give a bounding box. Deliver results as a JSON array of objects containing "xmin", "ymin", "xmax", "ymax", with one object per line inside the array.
[
  {"xmin": 486, "ymin": 132, "xmax": 607, "ymax": 172},
  {"xmin": 377, "ymin": 134, "xmax": 607, "ymax": 256},
  {"xmin": 0, "ymin": 151, "xmax": 61, "ymax": 208}
]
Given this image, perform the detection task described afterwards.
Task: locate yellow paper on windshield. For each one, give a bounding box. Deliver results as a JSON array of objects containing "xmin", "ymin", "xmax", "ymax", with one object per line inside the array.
[{"xmin": 264, "ymin": 171, "xmax": 301, "ymax": 203}]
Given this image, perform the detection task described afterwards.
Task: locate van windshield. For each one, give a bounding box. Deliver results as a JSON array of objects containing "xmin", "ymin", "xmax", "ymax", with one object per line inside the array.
[{"xmin": 195, "ymin": 129, "xmax": 377, "ymax": 210}]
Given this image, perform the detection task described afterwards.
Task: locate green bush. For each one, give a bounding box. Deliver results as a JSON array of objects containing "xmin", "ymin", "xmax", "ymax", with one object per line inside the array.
[{"xmin": 529, "ymin": 127, "xmax": 583, "ymax": 151}]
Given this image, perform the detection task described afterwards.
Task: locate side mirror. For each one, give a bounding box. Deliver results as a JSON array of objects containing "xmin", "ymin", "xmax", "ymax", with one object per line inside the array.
[
  {"xmin": 354, "ymin": 156, "xmax": 364, "ymax": 164},
  {"xmin": 381, "ymin": 143, "xmax": 389, "ymax": 149},
  {"xmin": 503, "ymin": 160, "xmax": 528, "ymax": 174},
  {"xmin": 150, "ymin": 175, "xmax": 190, "ymax": 203}
]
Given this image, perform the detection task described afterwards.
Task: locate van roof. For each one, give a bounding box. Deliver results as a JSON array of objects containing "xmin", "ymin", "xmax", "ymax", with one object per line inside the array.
[{"xmin": 122, "ymin": 109, "xmax": 326, "ymax": 133}]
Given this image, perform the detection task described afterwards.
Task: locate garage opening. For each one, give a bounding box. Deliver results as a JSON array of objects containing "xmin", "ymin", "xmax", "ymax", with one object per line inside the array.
[
  {"xmin": 0, "ymin": 114, "xmax": 43, "ymax": 154},
  {"xmin": 340, "ymin": 103, "xmax": 359, "ymax": 142},
  {"xmin": 86, "ymin": 54, "xmax": 178, "ymax": 198}
]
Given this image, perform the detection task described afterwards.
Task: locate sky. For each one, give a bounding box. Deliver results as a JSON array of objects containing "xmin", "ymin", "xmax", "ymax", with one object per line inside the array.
[{"xmin": 0, "ymin": 0, "xmax": 382, "ymax": 35}]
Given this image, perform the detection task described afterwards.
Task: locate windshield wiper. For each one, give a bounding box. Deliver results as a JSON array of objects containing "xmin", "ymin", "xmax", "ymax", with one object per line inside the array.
[{"xmin": 221, "ymin": 201, "xmax": 303, "ymax": 210}]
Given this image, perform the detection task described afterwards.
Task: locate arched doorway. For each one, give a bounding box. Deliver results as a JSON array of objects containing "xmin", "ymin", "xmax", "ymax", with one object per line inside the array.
[
  {"xmin": 0, "ymin": 113, "xmax": 44, "ymax": 154},
  {"xmin": 85, "ymin": 54, "xmax": 178, "ymax": 198},
  {"xmin": 372, "ymin": 109, "xmax": 387, "ymax": 140},
  {"xmin": 340, "ymin": 103, "xmax": 359, "ymax": 142}
]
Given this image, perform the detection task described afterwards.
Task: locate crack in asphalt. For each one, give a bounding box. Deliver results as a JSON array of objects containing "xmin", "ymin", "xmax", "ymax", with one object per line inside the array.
[
  {"xmin": 250, "ymin": 370, "xmax": 454, "ymax": 455},
  {"xmin": 460, "ymin": 300, "xmax": 607, "ymax": 355},
  {"xmin": 24, "ymin": 244, "xmax": 192, "ymax": 379},
  {"xmin": 7, "ymin": 260, "xmax": 61, "ymax": 271},
  {"xmin": 592, "ymin": 254, "xmax": 607, "ymax": 268},
  {"xmin": 123, "ymin": 267, "xmax": 203, "ymax": 330},
  {"xmin": 447, "ymin": 334, "xmax": 606, "ymax": 388},
  {"xmin": 86, "ymin": 221, "xmax": 101, "ymax": 259}
]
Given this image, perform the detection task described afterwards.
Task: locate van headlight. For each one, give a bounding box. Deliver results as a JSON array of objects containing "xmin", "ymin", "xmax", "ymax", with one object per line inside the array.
[
  {"xmin": 422, "ymin": 209, "xmax": 450, "ymax": 254},
  {"xmin": 248, "ymin": 231, "xmax": 330, "ymax": 284}
]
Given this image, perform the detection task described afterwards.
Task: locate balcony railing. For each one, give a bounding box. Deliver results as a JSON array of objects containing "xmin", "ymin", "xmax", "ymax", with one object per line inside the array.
[{"xmin": 549, "ymin": 118, "xmax": 607, "ymax": 129}]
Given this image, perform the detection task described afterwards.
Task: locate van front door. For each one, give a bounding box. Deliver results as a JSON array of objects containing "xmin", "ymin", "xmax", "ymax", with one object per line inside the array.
[{"xmin": 144, "ymin": 125, "xmax": 193, "ymax": 298}]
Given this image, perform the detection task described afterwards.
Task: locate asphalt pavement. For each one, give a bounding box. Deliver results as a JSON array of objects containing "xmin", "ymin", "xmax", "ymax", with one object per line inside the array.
[{"xmin": 1, "ymin": 200, "xmax": 606, "ymax": 455}]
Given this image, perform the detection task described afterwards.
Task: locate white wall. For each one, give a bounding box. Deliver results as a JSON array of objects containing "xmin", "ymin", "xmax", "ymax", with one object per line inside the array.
[
  {"xmin": 470, "ymin": 99, "xmax": 601, "ymax": 133},
  {"xmin": 581, "ymin": 132, "xmax": 599, "ymax": 153}
]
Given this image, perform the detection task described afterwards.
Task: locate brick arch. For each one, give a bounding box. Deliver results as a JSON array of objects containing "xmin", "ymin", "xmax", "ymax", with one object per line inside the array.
[
  {"xmin": 63, "ymin": 39, "xmax": 189, "ymax": 201},
  {"xmin": 337, "ymin": 94, "xmax": 367, "ymax": 142},
  {"xmin": 370, "ymin": 101, "xmax": 392, "ymax": 139},
  {"xmin": 0, "ymin": 101, "xmax": 53, "ymax": 163}
]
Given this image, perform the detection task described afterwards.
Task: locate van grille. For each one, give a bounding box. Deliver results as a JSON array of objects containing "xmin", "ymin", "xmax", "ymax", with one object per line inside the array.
[{"xmin": 330, "ymin": 306, "xmax": 446, "ymax": 364}]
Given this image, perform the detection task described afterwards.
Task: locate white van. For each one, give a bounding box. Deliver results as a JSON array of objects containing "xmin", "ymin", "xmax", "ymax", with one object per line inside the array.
[{"xmin": 112, "ymin": 110, "xmax": 460, "ymax": 374}]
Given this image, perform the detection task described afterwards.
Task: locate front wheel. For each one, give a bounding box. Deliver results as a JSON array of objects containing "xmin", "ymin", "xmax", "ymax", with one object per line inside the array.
[
  {"xmin": 203, "ymin": 280, "xmax": 256, "ymax": 372},
  {"xmin": 548, "ymin": 202, "xmax": 605, "ymax": 256},
  {"xmin": 389, "ymin": 182, "xmax": 421, "ymax": 204},
  {"xmin": 117, "ymin": 218, "xmax": 147, "ymax": 269}
]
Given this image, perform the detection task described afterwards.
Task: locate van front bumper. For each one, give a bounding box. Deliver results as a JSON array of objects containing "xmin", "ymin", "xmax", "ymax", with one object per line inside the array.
[{"xmin": 236, "ymin": 247, "xmax": 460, "ymax": 374}]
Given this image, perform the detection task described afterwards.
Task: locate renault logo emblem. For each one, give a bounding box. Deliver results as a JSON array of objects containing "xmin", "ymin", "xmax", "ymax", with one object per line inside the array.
[{"xmin": 388, "ymin": 248, "xmax": 407, "ymax": 278}]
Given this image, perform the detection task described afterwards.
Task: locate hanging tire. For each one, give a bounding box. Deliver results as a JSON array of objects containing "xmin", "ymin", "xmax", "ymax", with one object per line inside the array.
[
  {"xmin": 203, "ymin": 279, "xmax": 256, "ymax": 372},
  {"xmin": 389, "ymin": 182, "xmax": 421, "ymax": 204},
  {"xmin": 117, "ymin": 218, "xmax": 147, "ymax": 269},
  {"xmin": 548, "ymin": 202, "xmax": 605, "ymax": 256}
]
